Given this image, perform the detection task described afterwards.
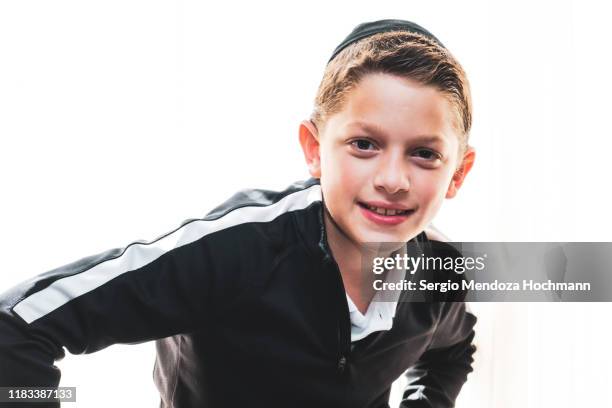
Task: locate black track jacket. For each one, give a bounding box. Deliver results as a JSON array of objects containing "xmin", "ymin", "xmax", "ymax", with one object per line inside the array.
[{"xmin": 0, "ymin": 178, "xmax": 476, "ymax": 407}]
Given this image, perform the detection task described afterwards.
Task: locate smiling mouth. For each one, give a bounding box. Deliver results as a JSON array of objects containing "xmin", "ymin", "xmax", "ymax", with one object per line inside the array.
[{"xmin": 357, "ymin": 202, "xmax": 414, "ymax": 216}]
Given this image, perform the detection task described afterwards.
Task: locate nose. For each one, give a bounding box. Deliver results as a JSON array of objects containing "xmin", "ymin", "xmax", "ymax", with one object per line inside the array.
[{"xmin": 373, "ymin": 150, "xmax": 410, "ymax": 195}]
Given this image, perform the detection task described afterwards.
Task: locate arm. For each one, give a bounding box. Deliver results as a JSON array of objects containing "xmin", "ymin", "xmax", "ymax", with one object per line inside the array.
[
  {"xmin": 399, "ymin": 302, "xmax": 477, "ymax": 408},
  {"xmin": 0, "ymin": 215, "xmax": 236, "ymax": 403}
]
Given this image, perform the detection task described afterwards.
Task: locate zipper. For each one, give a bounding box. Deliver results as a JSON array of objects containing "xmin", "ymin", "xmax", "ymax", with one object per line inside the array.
[
  {"xmin": 317, "ymin": 198, "xmax": 352, "ymax": 375},
  {"xmin": 326, "ymin": 254, "xmax": 352, "ymax": 375}
]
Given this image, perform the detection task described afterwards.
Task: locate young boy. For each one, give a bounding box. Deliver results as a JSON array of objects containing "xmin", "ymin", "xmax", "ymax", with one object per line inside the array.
[{"xmin": 0, "ymin": 19, "xmax": 476, "ymax": 408}]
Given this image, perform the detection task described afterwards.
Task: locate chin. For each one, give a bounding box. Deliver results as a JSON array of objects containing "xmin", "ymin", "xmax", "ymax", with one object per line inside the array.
[
  {"xmin": 356, "ymin": 240, "xmax": 406, "ymax": 257},
  {"xmin": 357, "ymin": 230, "xmax": 405, "ymax": 244}
]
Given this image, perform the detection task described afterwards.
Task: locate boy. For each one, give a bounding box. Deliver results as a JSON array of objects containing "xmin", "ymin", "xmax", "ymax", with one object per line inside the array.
[{"xmin": 0, "ymin": 19, "xmax": 476, "ymax": 407}]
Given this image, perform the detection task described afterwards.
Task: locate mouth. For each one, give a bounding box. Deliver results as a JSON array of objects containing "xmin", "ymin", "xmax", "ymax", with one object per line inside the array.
[{"xmin": 357, "ymin": 201, "xmax": 415, "ymax": 226}]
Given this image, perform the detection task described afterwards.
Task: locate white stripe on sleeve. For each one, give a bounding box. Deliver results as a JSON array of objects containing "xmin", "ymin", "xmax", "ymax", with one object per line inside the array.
[{"xmin": 13, "ymin": 184, "xmax": 322, "ymax": 324}]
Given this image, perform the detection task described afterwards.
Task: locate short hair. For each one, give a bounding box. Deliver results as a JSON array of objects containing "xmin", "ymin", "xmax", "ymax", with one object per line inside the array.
[{"xmin": 311, "ymin": 30, "xmax": 472, "ymax": 155}]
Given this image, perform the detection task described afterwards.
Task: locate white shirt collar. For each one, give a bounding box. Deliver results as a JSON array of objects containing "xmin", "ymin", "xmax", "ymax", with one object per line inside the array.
[{"xmin": 346, "ymin": 244, "xmax": 409, "ymax": 342}]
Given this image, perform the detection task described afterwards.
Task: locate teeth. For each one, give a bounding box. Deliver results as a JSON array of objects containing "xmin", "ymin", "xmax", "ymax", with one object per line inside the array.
[{"xmin": 365, "ymin": 205, "xmax": 409, "ymax": 216}]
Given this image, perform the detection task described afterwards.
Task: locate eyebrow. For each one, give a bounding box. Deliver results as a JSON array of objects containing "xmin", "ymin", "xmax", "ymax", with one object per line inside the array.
[{"xmin": 348, "ymin": 121, "xmax": 446, "ymax": 144}]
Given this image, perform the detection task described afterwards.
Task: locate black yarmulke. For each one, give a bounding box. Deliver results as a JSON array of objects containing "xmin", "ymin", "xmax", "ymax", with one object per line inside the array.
[{"xmin": 327, "ymin": 19, "xmax": 445, "ymax": 64}]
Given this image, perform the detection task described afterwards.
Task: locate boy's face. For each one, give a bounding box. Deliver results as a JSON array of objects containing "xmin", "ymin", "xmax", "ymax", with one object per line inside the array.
[{"xmin": 299, "ymin": 72, "xmax": 475, "ymax": 245}]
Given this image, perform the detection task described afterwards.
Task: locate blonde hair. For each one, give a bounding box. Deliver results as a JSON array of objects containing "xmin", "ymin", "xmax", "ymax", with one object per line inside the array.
[{"xmin": 311, "ymin": 31, "xmax": 472, "ymax": 154}]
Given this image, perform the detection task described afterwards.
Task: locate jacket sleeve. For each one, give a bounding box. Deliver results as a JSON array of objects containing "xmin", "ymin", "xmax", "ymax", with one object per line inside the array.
[
  {"xmin": 399, "ymin": 301, "xmax": 477, "ymax": 408},
  {"xmin": 0, "ymin": 215, "xmax": 242, "ymax": 398}
]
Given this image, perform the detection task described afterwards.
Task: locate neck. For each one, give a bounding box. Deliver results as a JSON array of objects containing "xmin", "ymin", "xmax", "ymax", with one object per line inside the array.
[{"xmin": 324, "ymin": 211, "xmax": 361, "ymax": 277}]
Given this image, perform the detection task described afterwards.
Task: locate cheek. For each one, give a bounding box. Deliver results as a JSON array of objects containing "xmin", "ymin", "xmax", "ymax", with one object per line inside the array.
[
  {"xmin": 321, "ymin": 149, "xmax": 369, "ymax": 200},
  {"xmin": 320, "ymin": 153, "xmax": 354, "ymax": 215},
  {"xmin": 412, "ymin": 170, "xmax": 452, "ymax": 209},
  {"xmin": 322, "ymin": 147, "xmax": 368, "ymax": 177}
]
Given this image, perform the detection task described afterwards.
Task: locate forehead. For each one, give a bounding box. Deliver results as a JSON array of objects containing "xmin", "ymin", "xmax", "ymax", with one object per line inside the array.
[{"xmin": 328, "ymin": 73, "xmax": 458, "ymax": 145}]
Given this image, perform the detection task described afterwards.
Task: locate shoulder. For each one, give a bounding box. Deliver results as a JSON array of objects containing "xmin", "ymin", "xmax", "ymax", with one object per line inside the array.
[
  {"xmin": 195, "ymin": 178, "xmax": 322, "ymax": 267},
  {"xmin": 204, "ymin": 178, "xmax": 321, "ymax": 221},
  {"xmin": 194, "ymin": 179, "xmax": 322, "ymax": 291},
  {"xmin": 424, "ymin": 224, "xmax": 451, "ymax": 242},
  {"xmin": 418, "ymin": 226, "xmax": 467, "ymax": 301}
]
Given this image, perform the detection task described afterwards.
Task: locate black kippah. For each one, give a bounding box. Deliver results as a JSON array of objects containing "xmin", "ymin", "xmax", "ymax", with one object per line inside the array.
[{"xmin": 327, "ymin": 19, "xmax": 445, "ymax": 64}]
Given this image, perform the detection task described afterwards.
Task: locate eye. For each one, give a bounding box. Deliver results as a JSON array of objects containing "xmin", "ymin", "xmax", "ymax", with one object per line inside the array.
[
  {"xmin": 350, "ymin": 138, "xmax": 378, "ymax": 151},
  {"xmin": 412, "ymin": 148, "xmax": 441, "ymax": 161}
]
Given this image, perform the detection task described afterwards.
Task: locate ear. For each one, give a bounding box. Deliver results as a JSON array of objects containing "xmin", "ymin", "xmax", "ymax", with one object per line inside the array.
[
  {"xmin": 298, "ymin": 119, "xmax": 322, "ymax": 178},
  {"xmin": 446, "ymin": 146, "xmax": 476, "ymax": 199}
]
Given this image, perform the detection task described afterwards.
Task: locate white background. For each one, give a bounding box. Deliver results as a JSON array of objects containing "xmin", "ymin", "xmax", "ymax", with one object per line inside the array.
[{"xmin": 1, "ymin": 1, "xmax": 611, "ymax": 407}]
